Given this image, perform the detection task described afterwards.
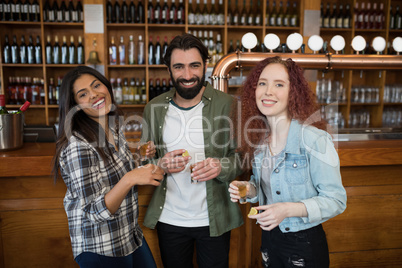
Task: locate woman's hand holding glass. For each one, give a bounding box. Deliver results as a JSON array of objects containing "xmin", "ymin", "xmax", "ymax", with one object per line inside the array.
[
  {"xmin": 228, "ymin": 181, "xmax": 252, "ymax": 203},
  {"xmin": 129, "ymin": 163, "xmax": 165, "ymax": 187}
]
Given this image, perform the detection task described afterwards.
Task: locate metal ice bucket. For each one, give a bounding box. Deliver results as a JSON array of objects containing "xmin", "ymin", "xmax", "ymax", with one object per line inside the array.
[{"xmin": 0, "ymin": 113, "xmax": 24, "ymax": 151}]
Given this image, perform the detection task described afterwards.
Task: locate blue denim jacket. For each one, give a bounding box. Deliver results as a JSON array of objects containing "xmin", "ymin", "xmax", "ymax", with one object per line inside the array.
[{"xmin": 248, "ymin": 120, "xmax": 347, "ymax": 233}]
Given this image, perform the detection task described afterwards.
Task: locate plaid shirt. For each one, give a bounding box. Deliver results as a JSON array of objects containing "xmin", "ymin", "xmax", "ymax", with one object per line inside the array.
[{"xmin": 59, "ymin": 130, "xmax": 143, "ymax": 258}]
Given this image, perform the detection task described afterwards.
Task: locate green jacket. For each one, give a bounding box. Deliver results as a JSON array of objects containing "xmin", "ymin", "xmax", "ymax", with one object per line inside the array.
[{"xmin": 141, "ymin": 82, "xmax": 244, "ymax": 237}]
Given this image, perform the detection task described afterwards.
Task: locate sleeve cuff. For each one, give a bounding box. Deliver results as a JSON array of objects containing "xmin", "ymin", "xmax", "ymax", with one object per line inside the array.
[{"xmin": 301, "ymin": 198, "xmax": 322, "ymax": 223}]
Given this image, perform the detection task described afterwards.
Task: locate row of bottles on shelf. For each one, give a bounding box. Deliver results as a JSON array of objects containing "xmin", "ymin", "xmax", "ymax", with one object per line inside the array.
[
  {"xmin": 42, "ymin": 0, "xmax": 83, "ymax": 23},
  {"xmin": 384, "ymin": 84, "xmax": 402, "ymax": 103},
  {"xmin": 106, "ymin": 0, "xmax": 146, "ymax": 23},
  {"xmin": 3, "ymin": 35, "xmax": 41, "ymax": 64},
  {"xmin": 109, "ymin": 34, "xmax": 147, "ymax": 65},
  {"xmin": 320, "ymin": 3, "xmax": 352, "ymax": 29},
  {"xmin": 148, "ymin": 0, "xmax": 185, "ymax": 24},
  {"xmin": 188, "ymin": 0, "xmax": 224, "ymax": 25},
  {"xmin": 226, "ymin": 0, "xmax": 298, "ymax": 27},
  {"xmin": 0, "ymin": 0, "xmax": 40, "ymax": 22},
  {"xmin": 111, "ymin": 77, "xmax": 146, "ymax": 105},
  {"xmin": 5, "ymin": 76, "xmax": 62, "ymax": 105},
  {"xmin": 45, "ymin": 35, "xmax": 84, "ymax": 64},
  {"xmin": 389, "ymin": 5, "xmax": 402, "ymax": 29},
  {"xmin": 189, "ymin": 30, "xmax": 223, "ymax": 65},
  {"xmin": 383, "ymin": 107, "xmax": 402, "ymax": 128}
]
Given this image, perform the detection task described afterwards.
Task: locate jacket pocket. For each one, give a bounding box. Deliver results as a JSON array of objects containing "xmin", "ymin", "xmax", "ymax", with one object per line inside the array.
[{"xmin": 284, "ymin": 155, "xmax": 308, "ymax": 185}]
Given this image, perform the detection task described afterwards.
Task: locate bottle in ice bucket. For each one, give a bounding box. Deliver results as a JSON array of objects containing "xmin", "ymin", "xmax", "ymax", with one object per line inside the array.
[
  {"xmin": 12, "ymin": 101, "xmax": 31, "ymax": 114},
  {"xmin": 0, "ymin": 95, "xmax": 9, "ymax": 114}
]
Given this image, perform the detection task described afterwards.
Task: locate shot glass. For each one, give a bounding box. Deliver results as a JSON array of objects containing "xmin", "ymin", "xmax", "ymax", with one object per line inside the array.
[
  {"xmin": 238, "ymin": 183, "xmax": 248, "ymax": 204},
  {"xmin": 190, "ymin": 163, "xmax": 197, "ymax": 184}
]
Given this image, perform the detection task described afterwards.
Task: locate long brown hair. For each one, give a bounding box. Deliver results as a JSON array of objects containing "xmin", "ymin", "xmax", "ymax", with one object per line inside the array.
[{"xmin": 234, "ymin": 56, "xmax": 327, "ymax": 168}]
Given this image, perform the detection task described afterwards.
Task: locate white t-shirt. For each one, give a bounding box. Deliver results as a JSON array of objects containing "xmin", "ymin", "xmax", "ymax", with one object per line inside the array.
[{"xmin": 159, "ymin": 101, "xmax": 209, "ymax": 227}]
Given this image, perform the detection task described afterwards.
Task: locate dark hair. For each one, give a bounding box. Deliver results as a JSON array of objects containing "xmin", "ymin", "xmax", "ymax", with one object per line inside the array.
[
  {"xmin": 163, "ymin": 33, "xmax": 210, "ymax": 68},
  {"xmin": 52, "ymin": 66, "xmax": 122, "ymax": 180},
  {"xmin": 235, "ymin": 56, "xmax": 327, "ymax": 167}
]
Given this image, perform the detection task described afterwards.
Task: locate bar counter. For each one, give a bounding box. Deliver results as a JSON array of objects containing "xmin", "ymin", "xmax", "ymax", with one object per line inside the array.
[{"xmin": 1, "ymin": 141, "xmax": 402, "ymax": 267}]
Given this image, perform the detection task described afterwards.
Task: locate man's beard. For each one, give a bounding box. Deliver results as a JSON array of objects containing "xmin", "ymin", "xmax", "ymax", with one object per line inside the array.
[{"xmin": 170, "ymin": 69, "xmax": 206, "ymax": 100}]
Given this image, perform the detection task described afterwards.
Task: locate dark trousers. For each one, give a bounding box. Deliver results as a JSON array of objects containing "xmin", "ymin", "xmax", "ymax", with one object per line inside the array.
[
  {"xmin": 156, "ymin": 222, "xmax": 231, "ymax": 268},
  {"xmin": 75, "ymin": 237, "xmax": 156, "ymax": 268},
  {"xmin": 261, "ymin": 224, "xmax": 329, "ymax": 268}
]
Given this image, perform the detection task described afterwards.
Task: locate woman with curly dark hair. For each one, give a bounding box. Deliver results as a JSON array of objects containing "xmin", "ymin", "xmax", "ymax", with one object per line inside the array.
[{"xmin": 228, "ymin": 57, "xmax": 347, "ymax": 267}]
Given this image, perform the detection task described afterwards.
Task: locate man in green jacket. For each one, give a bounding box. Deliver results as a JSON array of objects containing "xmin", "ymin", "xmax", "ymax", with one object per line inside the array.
[{"xmin": 141, "ymin": 33, "xmax": 243, "ymax": 268}]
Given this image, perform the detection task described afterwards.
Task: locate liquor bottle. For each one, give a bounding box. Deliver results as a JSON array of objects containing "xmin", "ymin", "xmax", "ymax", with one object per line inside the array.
[
  {"xmin": 106, "ymin": 0, "xmax": 113, "ymax": 23},
  {"xmin": 138, "ymin": 78, "xmax": 146, "ymax": 104},
  {"xmin": 11, "ymin": 35, "xmax": 20, "ymax": 64},
  {"xmin": 55, "ymin": 76, "xmax": 63, "ymax": 104},
  {"xmin": 43, "ymin": 0, "xmax": 50, "ymax": 22},
  {"xmin": 121, "ymin": 0, "xmax": 128, "ymax": 23},
  {"xmin": 375, "ymin": 3, "xmax": 384, "ymax": 29},
  {"xmin": 45, "ymin": 35, "xmax": 53, "ymax": 64},
  {"xmin": 39, "ymin": 79, "xmax": 45, "ymax": 105},
  {"xmin": 154, "ymin": 0, "xmax": 161, "ymax": 23},
  {"xmin": 63, "ymin": 0, "xmax": 70, "ymax": 22},
  {"xmin": 0, "ymin": 94, "xmax": 9, "ymax": 114},
  {"xmin": 115, "ymin": 78, "xmax": 123, "ymax": 104},
  {"xmin": 3, "ymin": 35, "xmax": 11, "ymax": 64},
  {"xmin": 15, "ymin": 76, "xmax": 23, "ymax": 104},
  {"xmin": 0, "ymin": 0, "xmax": 4, "ymax": 21},
  {"xmin": 3, "ymin": 0, "xmax": 11, "ymax": 21},
  {"xmin": 128, "ymin": 77, "xmax": 136, "ymax": 104},
  {"xmin": 49, "ymin": 0, "xmax": 57, "ymax": 22},
  {"xmin": 155, "ymin": 36, "xmax": 162, "ymax": 65},
  {"xmin": 228, "ymin": 39, "xmax": 235, "ymax": 53},
  {"xmin": 148, "ymin": 36, "xmax": 154, "ymax": 65},
  {"xmin": 389, "ymin": 6, "xmax": 395, "ymax": 29},
  {"xmin": 122, "ymin": 78, "xmax": 130, "ymax": 104},
  {"xmin": 147, "ymin": 0, "xmax": 154, "ymax": 23},
  {"xmin": 23, "ymin": 77, "xmax": 32, "ymax": 103},
  {"xmin": 76, "ymin": 0, "xmax": 83, "ymax": 22},
  {"xmin": 136, "ymin": 0, "xmax": 144, "ymax": 23},
  {"xmin": 155, "ymin": 78, "xmax": 161, "ymax": 97},
  {"xmin": 59, "ymin": 0, "xmax": 67, "ymax": 22},
  {"xmin": 161, "ymin": 0, "xmax": 168, "ymax": 24},
  {"xmin": 217, "ymin": 0, "xmax": 224, "ymax": 25},
  {"xmin": 21, "ymin": 0, "xmax": 29, "ymax": 21},
  {"xmin": 109, "ymin": 36, "xmax": 117, "ymax": 65},
  {"xmin": 35, "ymin": 36, "xmax": 42, "ymax": 64},
  {"xmin": 343, "ymin": 4, "xmax": 351, "ymax": 28},
  {"xmin": 27, "ymin": 35, "xmax": 35, "ymax": 64},
  {"xmin": 188, "ymin": 0, "xmax": 195, "ymax": 24},
  {"xmin": 335, "ymin": 4, "xmax": 343, "ymax": 28},
  {"xmin": 162, "ymin": 36, "xmax": 168, "ymax": 59},
  {"xmin": 13, "ymin": 100, "xmax": 30, "ymax": 114},
  {"xmin": 14, "ymin": 0, "xmax": 21, "ymax": 21},
  {"xmin": 323, "ymin": 3, "xmax": 330, "ymax": 28},
  {"xmin": 168, "ymin": 0, "xmax": 176, "ymax": 24},
  {"xmin": 208, "ymin": 31, "xmax": 215, "ymax": 62},
  {"xmin": 53, "ymin": 35, "xmax": 61, "ymax": 64},
  {"xmin": 77, "ymin": 35, "xmax": 84, "ymax": 64},
  {"xmin": 276, "ymin": 0, "xmax": 284, "ymax": 26},
  {"xmin": 177, "ymin": 0, "xmax": 184, "ymax": 24},
  {"xmin": 20, "ymin": 35, "xmax": 27, "ymax": 64},
  {"xmin": 52, "ymin": 0, "xmax": 60, "ymax": 22},
  {"xmin": 68, "ymin": 0, "xmax": 77, "ymax": 22},
  {"xmin": 48, "ymin": 77, "xmax": 56, "ymax": 104},
  {"xmin": 114, "ymin": 0, "xmax": 121, "ymax": 23},
  {"xmin": 270, "ymin": 0, "xmax": 277, "ymax": 26},
  {"xmin": 134, "ymin": 78, "xmax": 141, "ymax": 104},
  {"xmin": 128, "ymin": 0, "xmax": 135, "ymax": 23},
  {"xmin": 61, "ymin": 35, "xmax": 68, "ymax": 64},
  {"xmin": 195, "ymin": 0, "xmax": 203, "ymax": 25},
  {"xmin": 31, "ymin": 0, "xmax": 40, "ymax": 21},
  {"xmin": 396, "ymin": 5, "xmax": 402, "ymax": 29},
  {"xmin": 161, "ymin": 78, "xmax": 168, "ymax": 94},
  {"xmin": 282, "ymin": 0, "xmax": 289, "ymax": 26},
  {"xmin": 290, "ymin": 1, "xmax": 298, "ymax": 27},
  {"xmin": 254, "ymin": 0, "xmax": 261, "ymax": 25},
  {"xmin": 369, "ymin": 3, "xmax": 376, "ymax": 29},
  {"xmin": 31, "ymin": 77, "xmax": 38, "ymax": 104},
  {"xmin": 232, "ymin": 0, "xmax": 239, "ymax": 25},
  {"xmin": 240, "ymin": 0, "xmax": 247, "ymax": 26},
  {"xmin": 128, "ymin": 35, "xmax": 135, "ymax": 64},
  {"xmin": 149, "ymin": 78, "xmax": 155, "ymax": 100},
  {"xmin": 265, "ymin": 0, "xmax": 271, "ymax": 26},
  {"xmin": 363, "ymin": 3, "xmax": 370, "ymax": 29},
  {"xmin": 202, "ymin": 0, "xmax": 209, "ymax": 25},
  {"xmin": 68, "ymin": 35, "xmax": 76, "ymax": 64},
  {"xmin": 215, "ymin": 33, "xmax": 223, "ymax": 62},
  {"xmin": 119, "ymin": 35, "xmax": 126, "ymax": 65},
  {"xmin": 8, "ymin": 0, "xmax": 15, "ymax": 21},
  {"xmin": 329, "ymin": 3, "xmax": 337, "ymax": 28},
  {"xmin": 357, "ymin": 2, "xmax": 364, "ymax": 29}
]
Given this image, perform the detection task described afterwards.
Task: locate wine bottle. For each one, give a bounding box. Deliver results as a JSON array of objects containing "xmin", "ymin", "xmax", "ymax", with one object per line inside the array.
[
  {"xmin": 27, "ymin": 35, "xmax": 35, "ymax": 64},
  {"xmin": 0, "ymin": 0, "xmax": 4, "ymax": 21},
  {"xmin": 162, "ymin": 78, "xmax": 168, "ymax": 94},
  {"xmin": 31, "ymin": 0, "xmax": 40, "ymax": 21},
  {"xmin": 363, "ymin": 3, "xmax": 370, "ymax": 29},
  {"xmin": 48, "ymin": 77, "xmax": 56, "ymax": 104},
  {"xmin": 162, "ymin": 36, "xmax": 168, "ymax": 59},
  {"xmin": 23, "ymin": 77, "xmax": 32, "ymax": 104},
  {"xmin": 169, "ymin": 0, "xmax": 177, "ymax": 24},
  {"xmin": 154, "ymin": 0, "xmax": 161, "ymax": 23},
  {"xmin": 128, "ymin": 0, "xmax": 135, "ymax": 23},
  {"xmin": 68, "ymin": 35, "xmax": 76, "ymax": 64},
  {"xmin": 128, "ymin": 35, "xmax": 135, "ymax": 64},
  {"xmin": 49, "ymin": 0, "xmax": 57, "ymax": 22},
  {"xmin": 329, "ymin": 3, "xmax": 336, "ymax": 28},
  {"xmin": 68, "ymin": 0, "xmax": 77, "ymax": 22},
  {"xmin": 31, "ymin": 77, "xmax": 39, "ymax": 104},
  {"xmin": 115, "ymin": 78, "xmax": 123, "ymax": 104},
  {"xmin": 15, "ymin": 76, "xmax": 23, "ymax": 104},
  {"xmin": 76, "ymin": 0, "xmax": 83, "ymax": 22},
  {"xmin": 3, "ymin": 0, "xmax": 11, "ymax": 21},
  {"xmin": 11, "ymin": 35, "xmax": 20, "ymax": 64},
  {"xmin": 109, "ymin": 36, "xmax": 117, "ymax": 65},
  {"xmin": 177, "ymin": 0, "xmax": 185, "ymax": 24},
  {"xmin": 63, "ymin": 0, "xmax": 70, "ymax": 22},
  {"xmin": 155, "ymin": 78, "xmax": 162, "ymax": 97},
  {"xmin": 43, "ymin": 0, "xmax": 50, "ymax": 22},
  {"xmin": 137, "ymin": 34, "xmax": 144, "ymax": 64},
  {"xmin": 319, "ymin": 3, "xmax": 323, "ymax": 27},
  {"xmin": 39, "ymin": 79, "xmax": 45, "ymax": 105},
  {"xmin": 375, "ymin": 3, "xmax": 384, "ymax": 29},
  {"xmin": 121, "ymin": 0, "xmax": 128, "ymax": 23},
  {"xmin": 114, "ymin": 0, "xmax": 121, "ymax": 23},
  {"xmin": 343, "ymin": 4, "xmax": 351, "ymax": 28},
  {"xmin": 130, "ymin": 78, "xmax": 137, "ymax": 104},
  {"xmin": 53, "ymin": 35, "xmax": 61, "ymax": 64},
  {"xmin": 323, "ymin": 3, "xmax": 330, "ymax": 28},
  {"xmin": 283, "ymin": 0, "xmax": 290, "ymax": 27},
  {"xmin": 3, "ymin": 35, "xmax": 11, "ymax": 64},
  {"xmin": 13, "ymin": 100, "xmax": 30, "ymax": 114},
  {"xmin": 148, "ymin": 36, "xmax": 154, "ymax": 65},
  {"xmin": 122, "ymin": 77, "xmax": 130, "ymax": 104},
  {"xmin": 396, "ymin": 5, "xmax": 402, "ymax": 29},
  {"xmin": 276, "ymin": 0, "xmax": 284, "ymax": 26},
  {"xmin": 161, "ymin": 0, "xmax": 168, "ymax": 24},
  {"xmin": 195, "ymin": 0, "xmax": 203, "ymax": 25},
  {"xmin": 149, "ymin": 78, "xmax": 155, "ymax": 100},
  {"xmin": 209, "ymin": 0, "xmax": 217, "ymax": 25},
  {"xmin": 134, "ymin": 78, "xmax": 141, "ymax": 104},
  {"xmin": 155, "ymin": 36, "xmax": 162, "ymax": 65},
  {"xmin": 61, "ymin": 35, "xmax": 69, "ymax": 64},
  {"xmin": 254, "ymin": 0, "xmax": 261, "ymax": 25},
  {"xmin": 232, "ymin": 0, "xmax": 239, "ymax": 25},
  {"xmin": 56, "ymin": 76, "xmax": 63, "ymax": 104},
  {"xmin": 0, "ymin": 94, "xmax": 9, "ymax": 114},
  {"xmin": 136, "ymin": 0, "xmax": 144, "ymax": 23},
  {"xmin": 147, "ymin": 0, "xmax": 153, "ymax": 23},
  {"xmin": 21, "ymin": 0, "xmax": 29, "ymax": 21},
  {"xmin": 77, "ymin": 35, "xmax": 84, "ymax": 64},
  {"xmin": 35, "ymin": 35, "xmax": 42, "ymax": 64},
  {"xmin": 188, "ymin": 0, "xmax": 195, "ymax": 24},
  {"xmin": 118, "ymin": 35, "xmax": 126, "ymax": 65},
  {"xmin": 45, "ymin": 35, "xmax": 52, "ymax": 64},
  {"xmin": 20, "ymin": 35, "xmax": 27, "ymax": 64},
  {"xmin": 357, "ymin": 2, "xmax": 364, "ymax": 29},
  {"xmin": 140, "ymin": 78, "xmax": 146, "ymax": 104},
  {"xmin": 58, "ymin": 0, "xmax": 66, "ymax": 22},
  {"xmin": 270, "ymin": 0, "xmax": 277, "ymax": 26},
  {"xmin": 106, "ymin": 0, "xmax": 113, "ymax": 23},
  {"xmin": 240, "ymin": 0, "xmax": 247, "ymax": 26},
  {"xmin": 9, "ymin": 0, "xmax": 15, "ymax": 21},
  {"xmin": 228, "ymin": 39, "xmax": 234, "ymax": 53},
  {"xmin": 217, "ymin": 0, "xmax": 224, "ymax": 25},
  {"xmin": 202, "ymin": 0, "xmax": 209, "ymax": 25},
  {"xmin": 14, "ymin": 0, "xmax": 21, "ymax": 21},
  {"xmin": 369, "ymin": 3, "xmax": 376, "ymax": 29}
]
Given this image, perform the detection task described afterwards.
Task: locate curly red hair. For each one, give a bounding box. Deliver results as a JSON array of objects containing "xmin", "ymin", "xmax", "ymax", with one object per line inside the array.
[{"xmin": 234, "ymin": 56, "xmax": 327, "ymax": 168}]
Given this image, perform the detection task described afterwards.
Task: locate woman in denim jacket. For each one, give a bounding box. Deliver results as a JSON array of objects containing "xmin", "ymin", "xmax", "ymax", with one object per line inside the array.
[{"xmin": 229, "ymin": 57, "xmax": 347, "ymax": 268}]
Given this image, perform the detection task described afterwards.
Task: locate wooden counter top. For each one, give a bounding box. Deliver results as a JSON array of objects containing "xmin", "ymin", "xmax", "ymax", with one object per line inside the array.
[{"xmin": 1, "ymin": 140, "xmax": 402, "ymax": 177}]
